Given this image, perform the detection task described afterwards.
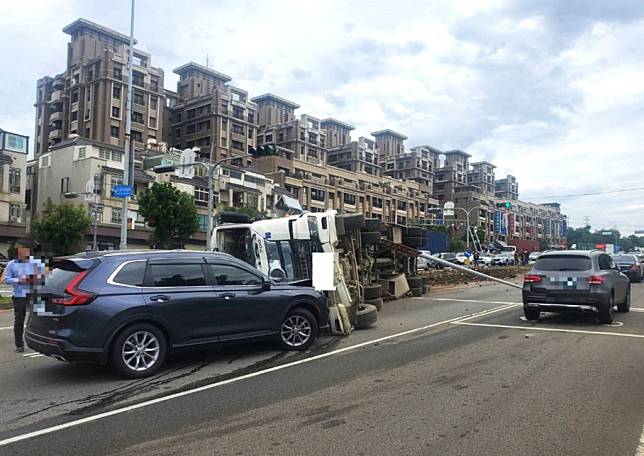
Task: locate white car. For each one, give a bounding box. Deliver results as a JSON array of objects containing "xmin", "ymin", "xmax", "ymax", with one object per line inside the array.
[
  {"xmin": 478, "ymin": 254, "xmax": 494, "ymax": 266},
  {"xmin": 528, "ymin": 251, "xmax": 541, "ymax": 263},
  {"xmin": 416, "ymin": 250, "xmax": 433, "ymax": 270}
]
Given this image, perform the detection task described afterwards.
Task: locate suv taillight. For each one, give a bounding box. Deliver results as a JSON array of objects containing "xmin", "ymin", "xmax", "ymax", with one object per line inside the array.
[
  {"xmin": 524, "ymin": 274, "xmax": 542, "ymax": 283},
  {"xmin": 52, "ymin": 270, "xmax": 95, "ymax": 306},
  {"xmin": 588, "ymin": 275, "xmax": 605, "ymax": 285}
]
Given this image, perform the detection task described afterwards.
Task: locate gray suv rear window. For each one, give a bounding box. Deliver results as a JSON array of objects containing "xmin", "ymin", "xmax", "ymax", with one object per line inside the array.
[
  {"xmin": 534, "ymin": 255, "xmax": 592, "ymax": 272},
  {"xmin": 113, "ymin": 261, "xmax": 146, "ymax": 287}
]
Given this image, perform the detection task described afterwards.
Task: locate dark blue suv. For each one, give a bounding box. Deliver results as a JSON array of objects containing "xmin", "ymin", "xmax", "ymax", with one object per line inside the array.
[{"xmin": 26, "ymin": 250, "xmax": 329, "ymax": 378}]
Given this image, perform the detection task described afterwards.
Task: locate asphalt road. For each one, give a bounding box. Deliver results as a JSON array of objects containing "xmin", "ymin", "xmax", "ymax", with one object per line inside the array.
[{"xmin": 1, "ymin": 281, "xmax": 644, "ymax": 455}]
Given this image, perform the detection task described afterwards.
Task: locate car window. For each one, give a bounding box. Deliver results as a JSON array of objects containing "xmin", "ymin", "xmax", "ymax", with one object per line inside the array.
[
  {"xmin": 112, "ymin": 261, "xmax": 145, "ymax": 287},
  {"xmin": 598, "ymin": 255, "xmax": 613, "ymax": 271},
  {"xmin": 534, "ymin": 255, "xmax": 592, "ymax": 271},
  {"xmin": 611, "ymin": 255, "xmax": 635, "ymax": 263},
  {"xmin": 147, "ymin": 264, "xmax": 206, "ymax": 287},
  {"xmin": 208, "ymin": 264, "xmax": 261, "ymax": 286},
  {"xmin": 45, "ymin": 268, "xmax": 80, "ymax": 292}
]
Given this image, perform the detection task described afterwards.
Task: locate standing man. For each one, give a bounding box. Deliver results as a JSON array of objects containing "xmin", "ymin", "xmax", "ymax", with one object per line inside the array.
[{"xmin": 3, "ymin": 240, "xmax": 45, "ymax": 353}]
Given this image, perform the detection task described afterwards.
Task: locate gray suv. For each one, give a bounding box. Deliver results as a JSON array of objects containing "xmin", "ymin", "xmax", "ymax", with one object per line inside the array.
[
  {"xmin": 522, "ymin": 250, "xmax": 630, "ymax": 324},
  {"xmin": 26, "ymin": 250, "xmax": 329, "ymax": 378}
]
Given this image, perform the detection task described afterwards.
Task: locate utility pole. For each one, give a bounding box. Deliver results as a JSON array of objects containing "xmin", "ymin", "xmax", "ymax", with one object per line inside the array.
[{"xmin": 120, "ymin": 0, "xmax": 135, "ymax": 250}]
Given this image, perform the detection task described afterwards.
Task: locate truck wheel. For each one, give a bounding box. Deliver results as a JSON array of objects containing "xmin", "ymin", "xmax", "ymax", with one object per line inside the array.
[
  {"xmin": 402, "ymin": 236, "xmax": 423, "ymax": 247},
  {"xmin": 422, "ymin": 285, "xmax": 428, "ymax": 295},
  {"xmin": 524, "ymin": 308, "xmax": 540, "ymax": 321},
  {"xmin": 407, "ymin": 275, "xmax": 423, "ymax": 288},
  {"xmin": 355, "ymin": 304, "xmax": 378, "ymax": 329},
  {"xmin": 363, "ymin": 284, "xmax": 382, "ymax": 300},
  {"xmin": 411, "ymin": 287, "xmax": 422, "ymax": 297},
  {"xmin": 361, "ymin": 231, "xmax": 381, "ymax": 245},
  {"xmin": 364, "ymin": 218, "xmax": 381, "ymax": 231},
  {"xmin": 339, "ymin": 214, "xmax": 365, "ymax": 231},
  {"xmin": 111, "ymin": 323, "xmax": 167, "ymax": 379},
  {"xmin": 364, "ymin": 298, "xmax": 383, "ymax": 311},
  {"xmin": 617, "ymin": 286, "xmax": 630, "ymax": 313}
]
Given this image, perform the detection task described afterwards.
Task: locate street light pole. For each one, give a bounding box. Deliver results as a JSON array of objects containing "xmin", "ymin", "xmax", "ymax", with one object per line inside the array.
[
  {"xmin": 453, "ymin": 206, "xmax": 478, "ymax": 250},
  {"xmin": 64, "ymin": 191, "xmax": 100, "ymax": 251},
  {"xmin": 120, "ymin": 0, "xmax": 135, "ymax": 251}
]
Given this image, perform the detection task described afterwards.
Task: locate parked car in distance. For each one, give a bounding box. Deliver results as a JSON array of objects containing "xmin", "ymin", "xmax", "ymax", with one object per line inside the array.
[
  {"xmin": 416, "ymin": 250, "xmax": 432, "ymax": 271},
  {"xmin": 26, "ymin": 250, "xmax": 330, "ymax": 378},
  {"xmin": 478, "ymin": 254, "xmax": 494, "ymax": 266},
  {"xmin": 522, "ymin": 250, "xmax": 630, "ymax": 324},
  {"xmin": 611, "ymin": 254, "xmax": 643, "ymax": 283},
  {"xmin": 492, "ymin": 252, "xmax": 515, "ymax": 266},
  {"xmin": 429, "ymin": 252, "xmax": 458, "ymax": 269},
  {"xmin": 455, "ymin": 252, "xmax": 468, "ymax": 265},
  {"xmin": 528, "ymin": 251, "xmax": 541, "ymax": 264}
]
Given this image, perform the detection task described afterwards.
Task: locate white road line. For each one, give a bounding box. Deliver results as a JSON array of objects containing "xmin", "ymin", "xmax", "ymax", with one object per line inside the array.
[
  {"xmin": 630, "ymin": 308, "xmax": 644, "ymax": 313},
  {"xmin": 413, "ymin": 297, "xmax": 522, "ymax": 305},
  {"xmin": 0, "ymin": 302, "xmax": 518, "ymax": 447},
  {"xmin": 636, "ymin": 424, "xmax": 644, "ymax": 456},
  {"xmin": 452, "ymin": 321, "xmax": 644, "ymax": 339},
  {"xmin": 0, "ymin": 326, "xmax": 13, "ymax": 331}
]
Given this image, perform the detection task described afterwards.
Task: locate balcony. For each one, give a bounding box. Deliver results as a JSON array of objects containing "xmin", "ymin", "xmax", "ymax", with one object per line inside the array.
[
  {"xmin": 48, "ymin": 129, "xmax": 63, "ymax": 140},
  {"xmin": 52, "ymin": 78, "xmax": 65, "ymax": 90},
  {"xmin": 50, "ymin": 90, "xmax": 64, "ymax": 103},
  {"xmin": 49, "ymin": 111, "xmax": 63, "ymax": 122}
]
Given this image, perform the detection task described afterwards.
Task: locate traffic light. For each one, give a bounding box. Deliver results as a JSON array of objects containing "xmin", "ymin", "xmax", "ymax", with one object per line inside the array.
[
  {"xmin": 249, "ymin": 144, "xmax": 278, "ymax": 157},
  {"xmin": 496, "ymin": 201, "xmax": 511, "ymax": 209}
]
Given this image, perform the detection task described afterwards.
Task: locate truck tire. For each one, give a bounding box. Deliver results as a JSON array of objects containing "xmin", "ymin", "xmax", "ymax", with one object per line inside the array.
[
  {"xmin": 355, "ymin": 304, "xmax": 378, "ymax": 329},
  {"xmin": 363, "ymin": 284, "xmax": 382, "ymax": 300},
  {"xmin": 364, "ymin": 298, "xmax": 383, "ymax": 311},
  {"xmin": 405, "ymin": 227, "xmax": 423, "ymax": 237},
  {"xmin": 339, "ymin": 214, "xmax": 365, "ymax": 231},
  {"xmin": 402, "ymin": 236, "xmax": 423, "ymax": 247},
  {"xmin": 364, "ymin": 218, "xmax": 381, "ymax": 231},
  {"xmin": 411, "ymin": 287, "xmax": 422, "ymax": 297},
  {"xmin": 407, "ymin": 275, "xmax": 423, "ymax": 288},
  {"xmin": 422, "ymin": 285, "xmax": 428, "ymax": 295},
  {"xmin": 361, "ymin": 231, "xmax": 381, "ymax": 245}
]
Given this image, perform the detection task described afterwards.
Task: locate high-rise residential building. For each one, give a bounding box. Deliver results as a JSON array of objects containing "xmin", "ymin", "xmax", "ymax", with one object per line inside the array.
[
  {"xmin": 34, "ymin": 18, "xmax": 166, "ymax": 158},
  {"xmin": 321, "ymin": 118, "xmax": 354, "ymax": 148},
  {"xmin": 468, "ymin": 161, "xmax": 496, "ymax": 195},
  {"xmin": 433, "ymin": 149, "xmax": 471, "ymax": 204},
  {"xmin": 372, "ymin": 129, "xmax": 407, "ymax": 161},
  {"xmin": 383, "ymin": 145, "xmax": 441, "ymax": 186},
  {"xmin": 495, "ymin": 175, "xmax": 519, "ymax": 200},
  {"xmin": 165, "ymin": 62, "xmax": 257, "ymax": 166},
  {"xmin": 0, "ymin": 129, "xmax": 29, "ymax": 254},
  {"xmin": 327, "ymin": 136, "xmax": 380, "ymax": 176},
  {"xmin": 252, "ymin": 93, "xmax": 299, "ymax": 128}
]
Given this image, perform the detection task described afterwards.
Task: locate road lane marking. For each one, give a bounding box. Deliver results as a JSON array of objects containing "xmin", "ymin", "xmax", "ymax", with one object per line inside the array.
[
  {"xmin": 636, "ymin": 424, "xmax": 644, "ymax": 456},
  {"xmin": 0, "ymin": 302, "xmax": 518, "ymax": 447},
  {"xmin": 0, "ymin": 326, "xmax": 12, "ymax": 331},
  {"xmin": 452, "ymin": 321, "xmax": 644, "ymax": 339},
  {"xmin": 413, "ymin": 297, "xmax": 522, "ymax": 305},
  {"xmin": 631, "ymin": 308, "xmax": 644, "ymax": 313}
]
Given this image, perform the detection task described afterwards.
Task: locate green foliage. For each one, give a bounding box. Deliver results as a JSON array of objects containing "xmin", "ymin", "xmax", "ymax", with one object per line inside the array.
[
  {"xmin": 138, "ymin": 182, "xmax": 200, "ymax": 249},
  {"xmin": 449, "ymin": 239, "xmax": 466, "ymax": 253},
  {"xmin": 218, "ymin": 205, "xmax": 266, "ymax": 221},
  {"xmin": 567, "ymin": 225, "xmax": 641, "ymax": 252},
  {"xmin": 426, "ymin": 225, "xmax": 449, "ymax": 233},
  {"xmin": 476, "ymin": 227, "xmax": 486, "ymax": 243},
  {"xmin": 32, "ymin": 198, "xmax": 91, "ymax": 256}
]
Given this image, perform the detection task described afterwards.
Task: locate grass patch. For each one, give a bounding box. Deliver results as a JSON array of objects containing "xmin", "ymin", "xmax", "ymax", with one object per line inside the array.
[{"xmin": 0, "ymin": 296, "xmax": 11, "ymax": 305}]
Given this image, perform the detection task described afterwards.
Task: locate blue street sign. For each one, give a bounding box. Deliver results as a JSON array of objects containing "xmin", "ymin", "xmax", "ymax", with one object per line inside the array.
[{"xmin": 111, "ymin": 185, "xmax": 133, "ymax": 198}]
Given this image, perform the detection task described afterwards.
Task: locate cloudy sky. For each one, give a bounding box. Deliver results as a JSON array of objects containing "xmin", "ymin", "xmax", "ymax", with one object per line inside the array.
[{"xmin": 1, "ymin": 0, "xmax": 643, "ymax": 234}]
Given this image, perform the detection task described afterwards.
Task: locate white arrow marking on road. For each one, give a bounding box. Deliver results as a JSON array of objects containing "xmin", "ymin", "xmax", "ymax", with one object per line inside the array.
[{"xmin": 0, "ymin": 302, "xmax": 518, "ymax": 447}]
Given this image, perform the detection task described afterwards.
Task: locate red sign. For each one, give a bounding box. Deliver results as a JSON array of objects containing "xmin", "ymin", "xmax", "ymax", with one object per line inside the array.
[
  {"xmin": 508, "ymin": 213, "xmax": 515, "ymax": 236},
  {"xmin": 595, "ymin": 243, "xmax": 606, "ymax": 251}
]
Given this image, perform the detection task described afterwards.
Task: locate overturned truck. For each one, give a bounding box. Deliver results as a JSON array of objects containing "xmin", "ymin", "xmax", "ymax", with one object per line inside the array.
[{"xmin": 211, "ymin": 210, "xmax": 429, "ymax": 335}]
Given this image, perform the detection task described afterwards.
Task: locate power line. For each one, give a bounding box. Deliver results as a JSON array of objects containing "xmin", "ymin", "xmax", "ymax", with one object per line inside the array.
[{"xmin": 523, "ymin": 187, "xmax": 644, "ymax": 200}]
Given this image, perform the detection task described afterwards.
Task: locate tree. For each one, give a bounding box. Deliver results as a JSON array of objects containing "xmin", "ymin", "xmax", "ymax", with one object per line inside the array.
[
  {"xmin": 32, "ymin": 198, "xmax": 91, "ymax": 256},
  {"xmin": 138, "ymin": 182, "xmax": 200, "ymax": 249},
  {"xmin": 449, "ymin": 239, "xmax": 465, "ymax": 253},
  {"xmin": 218, "ymin": 204, "xmax": 265, "ymax": 221}
]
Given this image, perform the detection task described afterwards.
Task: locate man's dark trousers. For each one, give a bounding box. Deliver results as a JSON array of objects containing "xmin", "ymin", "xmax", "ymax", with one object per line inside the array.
[{"xmin": 13, "ymin": 297, "xmax": 27, "ymax": 349}]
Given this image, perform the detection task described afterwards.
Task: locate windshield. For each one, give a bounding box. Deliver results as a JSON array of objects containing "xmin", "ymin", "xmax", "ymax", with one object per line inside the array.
[
  {"xmin": 534, "ymin": 255, "xmax": 592, "ymax": 272},
  {"xmin": 611, "ymin": 255, "xmax": 635, "ymax": 263}
]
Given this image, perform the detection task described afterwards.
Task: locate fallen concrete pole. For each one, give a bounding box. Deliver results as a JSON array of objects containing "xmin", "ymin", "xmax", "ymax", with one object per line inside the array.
[{"xmin": 418, "ymin": 253, "xmax": 523, "ymax": 290}]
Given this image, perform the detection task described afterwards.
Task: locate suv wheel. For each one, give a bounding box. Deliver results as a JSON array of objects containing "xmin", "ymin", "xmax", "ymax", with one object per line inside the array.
[
  {"xmin": 617, "ymin": 285, "xmax": 631, "ymax": 313},
  {"xmin": 524, "ymin": 308, "xmax": 540, "ymax": 321},
  {"xmin": 278, "ymin": 308, "xmax": 318, "ymax": 351},
  {"xmin": 599, "ymin": 293, "xmax": 615, "ymax": 324},
  {"xmin": 111, "ymin": 323, "xmax": 167, "ymax": 379}
]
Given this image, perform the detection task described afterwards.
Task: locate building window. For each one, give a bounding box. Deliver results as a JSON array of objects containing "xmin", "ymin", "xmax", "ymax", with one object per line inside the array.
[
  {"xmin": 60, "ymin": 177, "xmax": 69, "ymax": 193},
  {"xmin": 232, "ymin": 107, "xmax": 243, "ymax": 120},
  {"xmin": 132, "ymin": 71, "xmax": 144, "ymax": 87},
  {"xmin": 221, "ymin": 119, "xmax": 227, "ymax": 131},
  {"xmin": 99, "ymin": 148, "xmax": 111, "ymax": 160},
  {"xmin": 111, "ymin": 208, "xmax": 122, "ymax": 224},
  {"xmin": 150, "ymin": 97, "xmax": 158, "ymax": 110},
  {"xmin": 187, "ymin": 124, "xmax": 196, "ymax": 134},
  {"xmin": 113, "ymin": 66, "xmax": 122, "ymax": 80},
  {"xmin": 311, "ymin": 188, "xmax": 326, "ymax": 202},
  {"xmin": 113, "ymin": 85, "xmax": 121, "ymax": 99},
  {"xmin": 343, "ymin": 193, "xmax": 356, "ymax": 205},
  {"xmin": 111, "ymin": 126, "xmax": 120, "ymax": 138},
  {"xmin": 132, "ymin": 111, "xmax": 144, "ymax": 124},
  {"xmin": 111, "ymin": 151, "xmax": 123, "ymax": 162},
  {"xmin": 71, "ymin": 90, "xmax": 79, "ymax": 103},
  {"xmin": 131, "ymin": 130, "xmax": 143, "ymax": 143},
  {"xmin": 78, "ymin": 146, "xmax": 86, "ymax": 159},
  {"xmin": 9, "ymin": 204, "xmax": 21, "ymax": 221},
  {"xmin": 41, "ymin": 155, "xmax": 50, "ymax": 168},
  {"xmin": 111, "ymin": 106, "xmax": 120, "ymax": 118},
  {"xmin": 372, "ymin": 197, "xmax": 383, "ymax": 208},
  {"xmin": 194, "ymin": 187, "xmax": 208, "ymax": 205},
  {"xmin": 71, "ymin": 110, "xmax": 78, "ymax": 121},
  {"xmin": 133, "ymin": 91, "xmax": 145, "ymax": 106},
  {"xmin": 149, "ymin": 117, "xmax": 157, "ymax": 128},
  {"xmin": 232, "ymin": 124, "xmax": 244, "ymax": 135},
  {"xmin": 9, "ymin": 168, "xmax": 21, "ymax": 193},
  {"xmin": 398, "ymin": 201, "xmax": 407, "ymax": 211},
  {"xmin": 232, "ymin": 140, "xmax": 244, "ymax": 151}
]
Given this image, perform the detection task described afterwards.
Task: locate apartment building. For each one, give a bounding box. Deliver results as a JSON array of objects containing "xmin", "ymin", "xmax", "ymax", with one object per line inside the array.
[
  {"xmin": 321, "ymin": 118, "xmax": 354, "ymax": 148},
  {"xmin": 0, "ymin": 129, "xmax": 29, "ymax": 254},
  {"xmin": 327, "ymin": 136, "xmax": 380, "ymax": 176},
  {"xmin": 495, "ymin": 175, "xmax": 519, "ymax": 200},
  {"xmin": 165, "ymin": 62, "xmax": 257, "ymax": 166},
  {"xmin": 36, "ymin": 137, "xmax": 273, "ymax": 250},
  {"xmin": 34, "ymin": 18, "xmax": 166, "ymax": 158},
  {"xmin": 372, "ymin": 129, "xmax": 407, "ymax": 161},
  {"xmin": 383, "ymin": 145, "xmax": 440, "ymax": 186},
  {"xmin": 467, "ymin": 161, "xmax": 496, "ymax": 195},
  {"xmin": 433, "ymin": 149, "xmax": 471, "ymax": 204},
  {"xmin": 256, "ymin": 113, "xmax": 327, "ymax": 167},
  {"xmin": 252, "ymin": 93, "xmax": 299, "ymax": 127}
]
